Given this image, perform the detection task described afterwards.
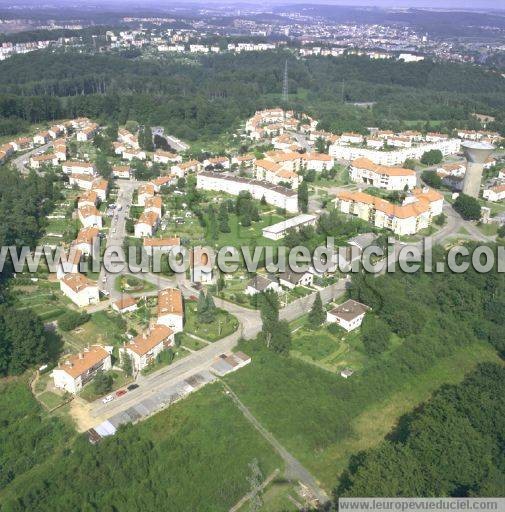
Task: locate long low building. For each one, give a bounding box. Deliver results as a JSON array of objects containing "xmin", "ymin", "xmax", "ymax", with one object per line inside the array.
[
  {"xmin": 350, "ymin": 157, "xmax": 417, "ymax": 191},
  {"xmin": 334, "ymin": 187, "xmax": 443, "ymax": 236},
  {"xmin": 330, "ymin": 139, "xmax": 461, "ymax": 166},
  {"xmin": 262, "ymin": 214, "xmax": 317, "ymax": 240},
  {"xmin": 196, "ymin": 171, "xmax": 299, "ymax": 213}
]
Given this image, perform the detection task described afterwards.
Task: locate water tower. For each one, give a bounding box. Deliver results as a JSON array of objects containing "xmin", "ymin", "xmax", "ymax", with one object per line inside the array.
[{"xmin": 461, "ymin": 141, "xmax": 494, "ymax": 198}]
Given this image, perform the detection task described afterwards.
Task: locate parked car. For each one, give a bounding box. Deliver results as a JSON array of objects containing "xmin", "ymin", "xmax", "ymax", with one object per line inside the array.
[
  {"xmin": 127, "ymin": 383, "xmax": 139, "ymax": 391},
  {"xmin": 102, "ymin": 394, "xmax": 114, "ymax": 404},
  {"xmin": 116, "ymin": 389, "xmax": 127, "ymax": 397}
]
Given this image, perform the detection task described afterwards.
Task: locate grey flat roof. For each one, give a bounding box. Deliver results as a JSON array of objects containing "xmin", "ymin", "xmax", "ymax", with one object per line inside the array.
[{"xmin": 262, "ymin": 214, "xmax": 317, "ymax": 235}]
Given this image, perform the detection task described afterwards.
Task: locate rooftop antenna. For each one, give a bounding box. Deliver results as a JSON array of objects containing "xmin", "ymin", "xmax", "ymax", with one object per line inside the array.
[{"xmin": 282, "ymin": 60, "xmax": 289, "ymax": 104}]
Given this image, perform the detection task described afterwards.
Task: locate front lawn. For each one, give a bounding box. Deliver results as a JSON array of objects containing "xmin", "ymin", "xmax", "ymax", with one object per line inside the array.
[
  {"xmin": 184, "ymin": 301, "xmax": 239, "ymax": 341},
  {"xmin": 79, "ymin": 370, "xmax": 132, "ymax": 402},
  {"xmin": 114, "ymin": 275, "xmax": 157, "ymax": 293},
  {"xmin": 61, "ymin": 310, "xmax": 127, "ymax": 351},
  {"xmin": 140, "ymin": 347, "xmax": 189, "ymax": 375},
  {"xmin": 37, "ymin": 391, "xmax": 68, "ymax": 410}
]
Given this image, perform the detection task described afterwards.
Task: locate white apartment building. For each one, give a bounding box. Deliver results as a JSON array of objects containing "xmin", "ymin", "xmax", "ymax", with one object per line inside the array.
[
  {"xmin": 52, "ymin": 345, "xmax": 112, "ymax": 394},
  {"xmin": 153, "ymin": 150, "xmax": 182, "ymax": 165},
  {"xmin": 197, "ymin": 171, "xmax": 299, "ymax": 213},
  {"xmin": 62, "ymin": 161, "xmax": 96, "ymax": 175},
  {"xmin": 78, "ymin": 205, "xmax": 102, "ymax": 228},
  {"xmin": 157, "ymin": 287, "xmax": 184, "ymax": 333},
  {"xmin": 350, "ymin": 158, "xmax": 417, "ymax": 190},
  {"xmin": 59, "ymin": 273, "xmax": 100, "ymax": 307},
  {"xmin": 483, "ymin": 185, "xmax": 505, "ymax": 202},
  {"xmin": 330, "ymin": 138, "xmax": 461, "ymax": 166},
  {"xmin": 119, "ymin": 324, "xmax": 174, "ymax": 373},
  {"xmin": 137, "ymin": 184, "xmax": 155, "ymax": 206},
  {"xmin": 135, "ymin": 211, "xmax": 160, "ymax": 238},
  {"xmin": 334, "ymin": 187, "xmax": 443, "ymax": 236},
  {"xmin": 73, "ymin": 226, "xmax": 100, "ymax": 255}
]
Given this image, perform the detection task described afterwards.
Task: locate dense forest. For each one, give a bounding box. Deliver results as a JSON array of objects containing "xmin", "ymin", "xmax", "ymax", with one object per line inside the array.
[
  {"xmin": 0, "ymin": 167, "xmax": 63, "ymax": 375},
  {"xmin": 1, "ymin": 50, "xmax": 505, "ymax": 139},
  {"xmin": 336, "ymin": 363, "xmax": 505, "ymax": 497}
]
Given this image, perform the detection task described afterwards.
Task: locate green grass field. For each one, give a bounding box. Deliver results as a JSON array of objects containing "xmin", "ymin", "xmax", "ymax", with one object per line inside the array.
[
  {"xmin": 11, "ymin": 281, "xmax": 73, "ymax": 322},
  {"xmin": 179, "ymin": 333, "xmax": 208, "ymax": 351},
  {"xmin": 291, "ymin": 325, "xmax": 369, "ymax": 373},
  {"xmin": 225, "ymin": 340, "xmax": 501, "ymax": 492},
  {"xmin": 184, "ymin": 301, "xmax": 239, "ymax": 341},
  {"xmin": 62, "ymin": 310, "xmax": 126, "ymax": 351},
  {"xmin": 114, "ymin": 275, "xmax": 157, "ymax": 293},
  {"xmin": 37, "ymin": 391, "xmax": 67, "ymax": 410}
]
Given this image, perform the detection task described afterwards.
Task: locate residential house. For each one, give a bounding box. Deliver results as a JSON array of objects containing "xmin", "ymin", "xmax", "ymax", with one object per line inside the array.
[
  {"xmin": 245, "ymin": 275, "xmax": 281, "ymax": 295},
  {"xmin": 119, "ymin": 324, "xmax": 174, "ymax": 373},
  {"xmin": 112, "ymin": 295, "xmax": 138, "ymax": 314},
  {"xmin": 62, "ymin": 161, "xmax": 96, "ymax": 175},
  {"xmin": 171, "ymin": 160, "xmax": 201, "ymax": 177},
  {"xmin": 137, "ymin": 184, "xmax": 155, "ymax": 206},
  {"xmin": 483, "ymin": 185, "xmax": 505, "ymax": 202},
  {"xmin": 78, "ymin": 205, "xmax": 102, "ymax": 228},
  {"xmin": 33, "ymin": 131, "xmax": 50, "ymax": 145},
  {"xmin": 76, "ymin": 123, "xmax": 99, "ymax": 142},
  {"xmin": 340, "ymin": 132, "xmax": 364, "ymax": 144},
  {"xmin": 144, "ymin": 196, "xmax": 163, "ymax": 218},
  {"xmin": 122, "ymin": 148, "xmax": 146, "ymax": 161},
  {"xmin": 59, "ymin": 273, "xmax": 99, "ymax": 307},
  {"xmin": 112, "ymin": 165, "xmax": 131, "ymax": 179},
  {"xmin": 48, "ymin": 124, "xmax": 65, "ymax": 139},
  {"xmin": 135, "ymin": 211, "xmax": 160, "ymax": 238},
  {"xmin": 29, "ymin": 153, "xmax": 59, "ymax": 169},
  {"xmin": 143, "ymin": 237, "xmax": 181, "ymax": 258},
  {"xmin": 204, "ymin": 156, "xmax": 230, "ymax": 170},
  {"xmin": 153, "ymin": 150, "xmax": 182, "ymax": 165},
  {"xmin": 303, "ymin": 152, "xmax": 334, "ymax": 172},
  {"xmin": 52, "ymin": 345, "xmax": 112, "ymax": 394},
  {"xmin": 91, "ymin": 178, "xmax": 108, "ymax": 201},
  {"xmin": 278, "ymin": 270, "xmax": 313, "ymax": 289},
  {"xmin": 73, "ymin": 226, "xmax": 100, "ymax": 255},
  {"xmin": 151, "ymin": 175, "xmax": 176, "ymax": 192},
  {"xmin": 77, "ymin": 190, "xmax": 98, "ymax": 208},
  {"xmin": 157, "ymin": 288, "xmax": 184, "ymax": 333},
  {"xmin": 326, "ymin": 299, "xmax": 370, "ymax": 331},
  {"xmin": 53, "ymin": 139, "xmax": 67, "ymax": 161},
  {"xmin": 69, "ymin": 173, "xmax": 96, "ymax": 190}
]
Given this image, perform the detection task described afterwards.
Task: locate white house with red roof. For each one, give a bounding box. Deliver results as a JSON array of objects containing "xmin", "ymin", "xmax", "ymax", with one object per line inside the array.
[{"xmin": 52, "ymin": 345, "xmax": 113, "ymax": 394}]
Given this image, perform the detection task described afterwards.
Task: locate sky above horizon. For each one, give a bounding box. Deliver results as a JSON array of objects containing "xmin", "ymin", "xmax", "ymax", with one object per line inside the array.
[
  {"xmin": 253, "ymin": 0, "xmax": 504, "ymax": 8},
  {"xmin": 2, "ymin": 0, "xmax": 503, "ymax": 10}
]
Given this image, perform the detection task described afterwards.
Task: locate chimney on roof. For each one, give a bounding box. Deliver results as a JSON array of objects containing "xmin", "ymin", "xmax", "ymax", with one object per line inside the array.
[{"xmin": 78, "ymin": 353, "xmax": 84, "ymax": 360}]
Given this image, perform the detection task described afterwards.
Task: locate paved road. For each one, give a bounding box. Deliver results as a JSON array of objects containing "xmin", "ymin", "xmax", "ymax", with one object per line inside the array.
[
  {"xmin": 11, "ymin": 142, "xmax": 53, "ymax": 175},
  {"xmin": 99, "ymin": 180, "xmax": 141, "ymax": 300},
  {"xmin": 222, "ymin": 380, "xmax": 330, "ymax": 505}
]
